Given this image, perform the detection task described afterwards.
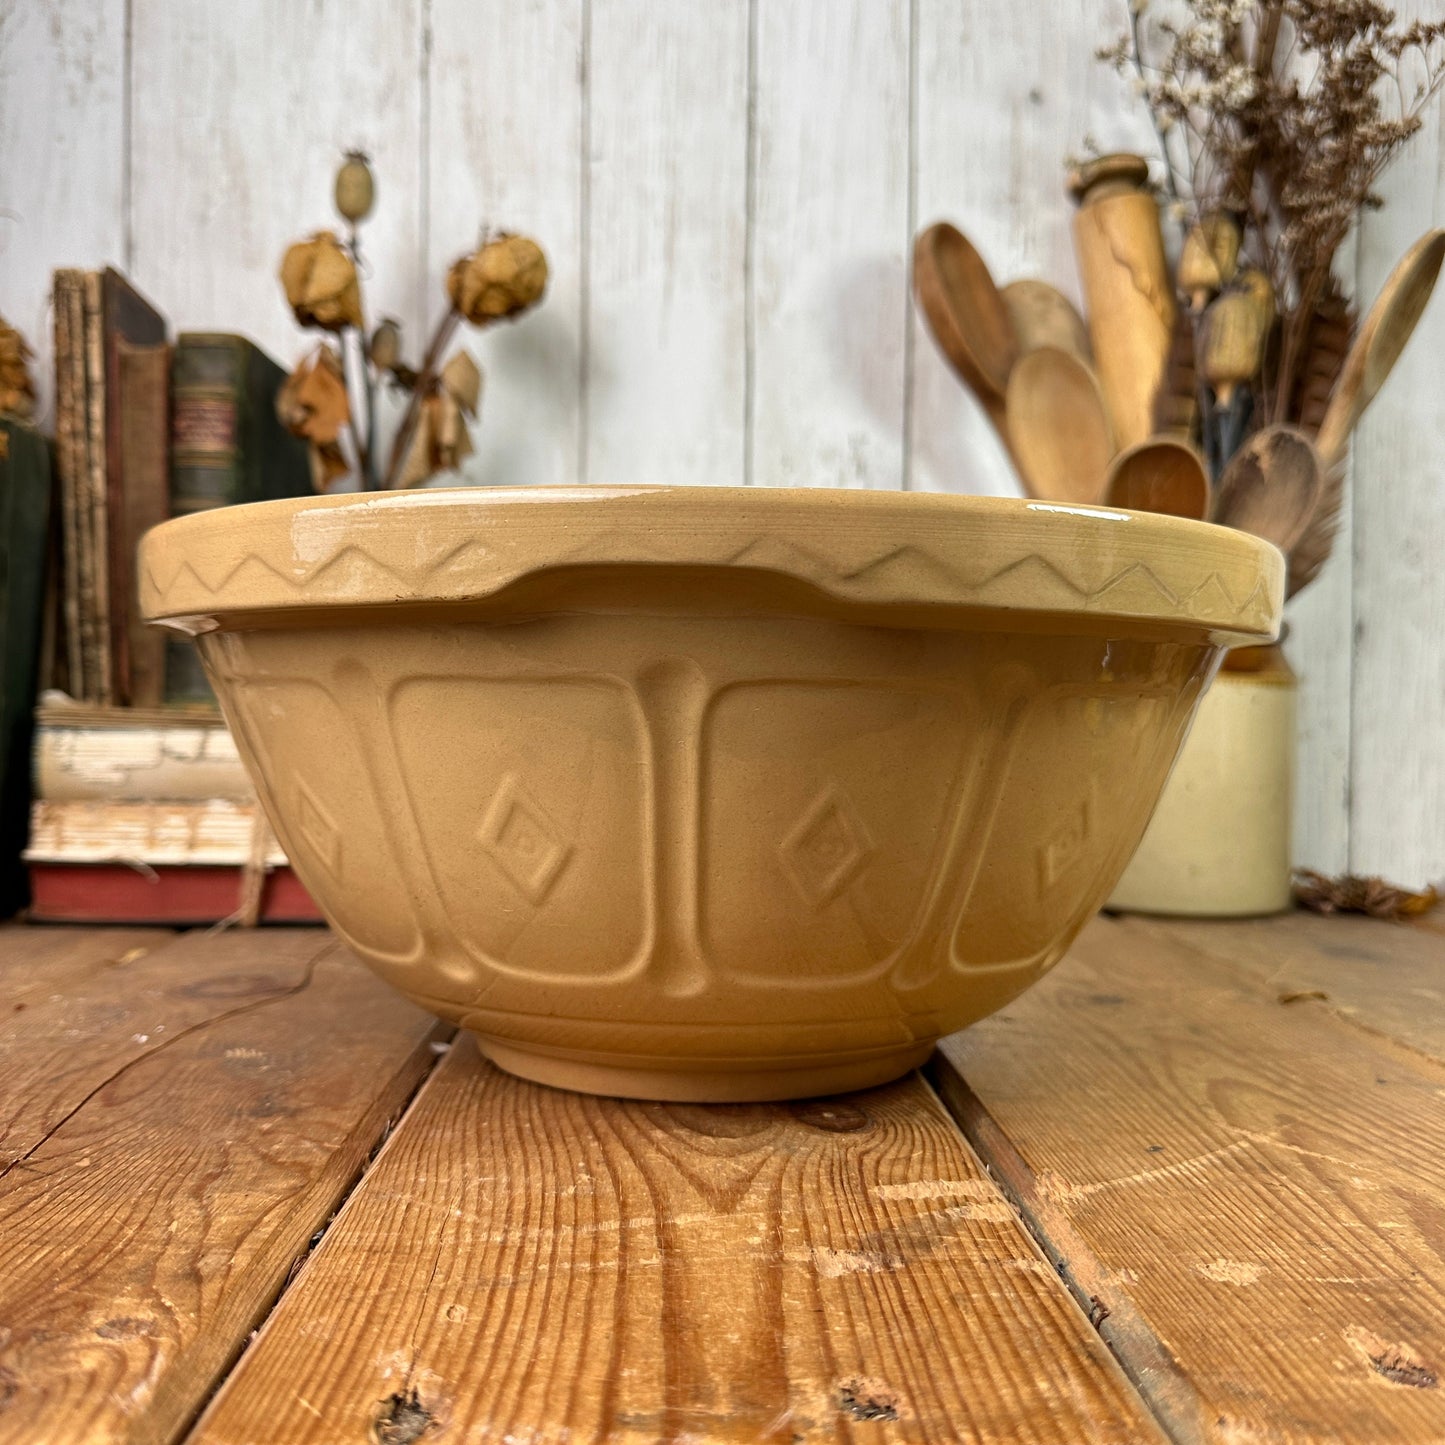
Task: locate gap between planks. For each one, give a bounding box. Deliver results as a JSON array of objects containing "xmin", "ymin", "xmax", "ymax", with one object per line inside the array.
[
  {"xmin": 934, "ymin": 911, "xmax": 1445, "ymax": 1445},
  {"xmin": 925, "ymin": 1061, "xmax": 1213, "ymax": 1445},
  {"xmin": 0, "ymin": 926, "xmax": 451, "ymax": 1445},
  {"xmin": 189, "ymin": 1038, "xmax": 1163, "ymax": 1445}
]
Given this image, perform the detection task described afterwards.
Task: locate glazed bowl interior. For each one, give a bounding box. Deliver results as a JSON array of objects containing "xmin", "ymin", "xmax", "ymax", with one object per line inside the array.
[{"xmin": 139, "ymin": 486, "xmax": 1283, "ymax": 1101}]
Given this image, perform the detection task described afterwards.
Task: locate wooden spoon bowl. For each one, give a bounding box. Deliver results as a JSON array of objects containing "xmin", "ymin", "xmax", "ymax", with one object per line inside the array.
[
  {"xmin": 1104, "ymin": 437, "xmax": 1211, "ymax": 520},
  {"xmin": 1001, "ymin": 279, "xmax": 1091, "ymax": 361},
  {"xmin": 1213, "ymin": 424, "xmax": 1323, "ymax": 553},
  {"xmin": 1006, "ymin": 346, "xmax": 1113, "ymax": 504},
  {"xmin": 912, "ymin": 222, "xmax": 1019, "ymax": 436}
]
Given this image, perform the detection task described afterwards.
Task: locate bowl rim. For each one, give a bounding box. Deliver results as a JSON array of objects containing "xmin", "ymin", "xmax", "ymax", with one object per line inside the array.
[{"xmin": 139, "ymin": 484, "xmax": 1283, "ymax": 642}]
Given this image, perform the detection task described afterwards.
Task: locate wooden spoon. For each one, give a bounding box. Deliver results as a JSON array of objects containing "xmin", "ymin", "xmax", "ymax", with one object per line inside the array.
[
  {"xmin": 1006, "ymin": 347, "xmax": 1114, "ymax": 503},
  {"xmin": 1103, "ymin": 436, "xmax": 1211, "ymax": 520},
  {"xmin": 1213, "ymin": 424, "xmax": 1323, "ymax": 553},
  {"xmin": 1000, "ymin": 279, "xmax": 1091, "ymax": 361},
  {"xmin": 912, "ymin": 222, "xmax": 1019, "ymax": 446},
  {"xmin": 1316, "ymin": 228, "xmax": 1445, "ymax": 471}
]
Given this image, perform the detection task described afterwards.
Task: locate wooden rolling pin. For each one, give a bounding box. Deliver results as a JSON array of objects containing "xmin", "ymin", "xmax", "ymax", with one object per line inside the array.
[{"xmin": 1068, "ymin": 154, "xmax": 1176, "ymax": 452}]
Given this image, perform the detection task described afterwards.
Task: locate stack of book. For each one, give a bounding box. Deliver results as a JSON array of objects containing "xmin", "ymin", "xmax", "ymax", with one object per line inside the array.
[
  {"xmin": 0, "ymin": 268, "xmax": 321, "ymax": 921},
  {"xmin": 23, "ymin": 697, "xmax": 320, "ymax": 924}
]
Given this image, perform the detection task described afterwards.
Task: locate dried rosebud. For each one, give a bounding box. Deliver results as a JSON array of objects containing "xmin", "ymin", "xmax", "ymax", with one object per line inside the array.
[
  {"xmin": 447, "ymin": 234, "xmax": 548, "ymax": 325},
  {"xmin": 432, "ymin": 389, "xmax": 475, "ymax": 472},
  {"xmin": 0, "ymin": 315, "xmax": 37, "ymax": 419},
  {"xmin": 440, "ymin": 349, "xmax": 482, "ymax": 417},
  {"xmin": 334, "ymin": 151, "xmax": 375, "ymax": 224},
  {"xmin": 369, "ymin": 318, "xmax": 402, "ymax": 372},
  {"xmin": 395, "ymin": 400, "xmax": 436, "ymax": 489},
  {"xmin": 394, "ymin": 357, "xmax": 483, "ymax": 489},
  {"xmin": 276, "ymin": 346, "xmax": 351, "ymax": 447},
  {"xmin": 308, "ymin": 440, "xmax": 351, "ymax": 492},
  {"xmin": 280, "ymin": 231, "xmax": 363, "ymax": 331}
]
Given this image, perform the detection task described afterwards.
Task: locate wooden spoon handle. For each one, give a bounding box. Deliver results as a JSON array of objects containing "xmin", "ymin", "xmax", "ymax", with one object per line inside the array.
[{"xmin": 1316, "ymin": 228, "xmax": 1445, "ymax": 471}]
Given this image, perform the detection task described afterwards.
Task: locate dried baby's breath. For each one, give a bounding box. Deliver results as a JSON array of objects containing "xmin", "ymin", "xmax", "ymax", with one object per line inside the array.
[{"xmin": 1101, "ymin": 0, "xmax": 1445, "ymax": 464}]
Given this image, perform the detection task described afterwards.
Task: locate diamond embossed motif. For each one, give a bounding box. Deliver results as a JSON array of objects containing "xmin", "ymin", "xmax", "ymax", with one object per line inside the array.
[
  {"xmin": 295, "ymin": 779, "xmax": 342, "ymax": 878},
  {"xmin": 478, "ymin": 775, "xmax": 571, "ymax": 906},
  {"xmin": 780, "ymin": 786, "xmax": 873, "ymax": 908},
  {"xmin": 1038, "ymin": 786, "xmax": 1096, "ymax": 894}
]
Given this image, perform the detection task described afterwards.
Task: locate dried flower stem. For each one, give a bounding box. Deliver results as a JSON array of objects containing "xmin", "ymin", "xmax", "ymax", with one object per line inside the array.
[
  {"xmin": 382, "ymin": 306, "xmax": 462, "ymax": 490},
  {"xmin": 1272, "ymin": 258, "xmax": 1330, "ymax": 425},
  {"xmin": 1130, "ymin": 4, "xmax": 1184, "ymax": 207},
  {"xmin": 1103, "ymin": 0, "xmax": 1445, "ymax": 454},
  {"xmin": 344, "ymin": 224, "xmax": 380, "ymax": 486}
]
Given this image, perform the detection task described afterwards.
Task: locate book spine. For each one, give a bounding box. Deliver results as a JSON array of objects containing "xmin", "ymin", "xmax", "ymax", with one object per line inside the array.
[
  {"xmin": 170, "ymin": 335, "xmax": 246, "ymax": 516},
  {"xmin": 240, "ymin": 345, "xmax": 312, "ymax": 503},
  {"xmin": 168, "ymin": 335, "xmax": 252, "ymax": 705},
  {"xmin": 0, "ymin": 419, "xmax": 52, "ymax": 916},
  {"xmin": 52, "ymin": 272, "xmax": 85, "ymax": 699},
  {"xmin": 83, "ymin": 271, "xmax": 112, "ymax": 704},
  {"xmin": 116, "ymin": 342, "xmax": 171, "ymax": 706},
  {"xmin": 34, "ymin": 722, "xmax": 252, "ymax": 803}
]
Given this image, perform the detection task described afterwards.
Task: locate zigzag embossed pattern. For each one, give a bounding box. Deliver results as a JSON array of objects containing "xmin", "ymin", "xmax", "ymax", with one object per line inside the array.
[{"xmin": 140, "ymin": 487, "xmax": 1284, "ymax": 640}]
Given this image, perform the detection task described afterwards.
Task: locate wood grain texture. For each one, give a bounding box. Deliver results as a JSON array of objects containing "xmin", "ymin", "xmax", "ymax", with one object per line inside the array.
[
  {"xmin": 1349, "ymin": 36, "xmax": 1445, "ymax": 884},
  {"xmin": 584, "ymin": 0, "xmax": 749, "ymax": 488},
  {"xmin": 0, "ymin": 930, "xmax": 444, "ymax": 1445},
  {"xmin": 938, "ymin": 913, "xmax": 1445, "ymax": 1444},
  {"xmin": 1, "ymin": 927, "xmax": 323, "ymax": 1167},
  {"xmin": 0, "ymin": 922, "xmax": 168, "ymax": 1012},
  {"xmin": 0, "ymin": 0, "xmax": 126, "ymax": 427},
  {"xmin": 1071, "ymin": 187, "xmax": 1174, "ymax": 454},
  {"xmin": 427, "ymin": 0, "xmax": 584, "ymax": 490},
  {"xmin": 750, "ymin": 0, "xmax": 909, "ymax": 490},
  {"xmin": 129, "ymin": 0, "xmax": 425, "ymax": 384},
  {"xmin": 1146, "ymin": 911, "xmax": 1445, "ymax": 1067},
  {"xmin": 192, "ymin": 1038, "xmax": 1160, "ymax": 1445}
]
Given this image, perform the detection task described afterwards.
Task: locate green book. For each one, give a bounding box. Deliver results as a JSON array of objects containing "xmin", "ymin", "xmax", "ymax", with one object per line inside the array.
[
  {"xmin": 170, "ymin": 332, "xmax": 310, "ymax": 513},
  {"xmin": 0, "ymin": 417, "xmax": 53, "ymax": 915},
  {"xmin": 167, "ymin": 334, "xmax": 312, "ymax": 702}
]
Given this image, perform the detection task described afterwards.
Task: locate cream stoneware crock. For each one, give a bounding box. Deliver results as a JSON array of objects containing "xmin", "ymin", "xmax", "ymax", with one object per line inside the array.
[{"xmin": 139, "ymin": 487, "xmax": 1282, "ymax": 1101}]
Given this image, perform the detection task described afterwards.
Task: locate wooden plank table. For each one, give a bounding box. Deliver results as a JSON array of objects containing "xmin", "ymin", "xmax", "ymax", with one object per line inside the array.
[{"xmin": 2, "ymin": 912, "xmax": 1442, "ymax": 1443}]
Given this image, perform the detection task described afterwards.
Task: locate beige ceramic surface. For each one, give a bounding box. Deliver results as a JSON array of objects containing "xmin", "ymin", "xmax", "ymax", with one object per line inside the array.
[
  {"xmin": 140, "ymin": 486, "xmax": 1282, "ymax": 1100},
  {"xmin": 1109, "ymin": 650, "xmax": 1296, "ymax": 917}
]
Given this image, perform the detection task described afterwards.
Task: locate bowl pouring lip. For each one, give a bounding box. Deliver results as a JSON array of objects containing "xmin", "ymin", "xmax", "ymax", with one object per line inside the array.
[{"xmin": 138, "ymin": 484, "xmax": 1284, "ymax": 644}]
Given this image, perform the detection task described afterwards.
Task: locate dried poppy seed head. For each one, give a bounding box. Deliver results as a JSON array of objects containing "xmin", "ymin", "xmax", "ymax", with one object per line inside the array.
[
  {"xmin": 369, "ymin": 318, "xmax": 402, "ymax": 372},
  {"xmin": 334, "ymin": 152, "xmax": 375, "ymax": 224}
]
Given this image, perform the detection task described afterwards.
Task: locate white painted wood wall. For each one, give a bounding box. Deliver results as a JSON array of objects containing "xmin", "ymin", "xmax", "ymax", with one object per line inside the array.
[{"xmin": 3, "ymin": 0, "xmax": 1442, "ymax": 885}]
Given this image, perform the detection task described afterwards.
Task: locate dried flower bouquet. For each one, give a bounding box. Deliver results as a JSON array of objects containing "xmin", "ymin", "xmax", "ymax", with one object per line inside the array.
[{"xmin": 277, "ymin": 153, "xmax": 548, "ymax": 491}]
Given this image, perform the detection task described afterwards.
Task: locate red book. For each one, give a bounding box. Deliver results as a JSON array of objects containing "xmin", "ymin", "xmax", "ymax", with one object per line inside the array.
[{"xmin": 27, "ymin": 861, "xmax": 322, "ymax": 925}]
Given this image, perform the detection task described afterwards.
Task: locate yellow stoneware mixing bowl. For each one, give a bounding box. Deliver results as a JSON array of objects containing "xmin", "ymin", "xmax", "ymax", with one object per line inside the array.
[{"xmin": 139, "ymin": 487, "xmax": 1282, "ymax": 1101}]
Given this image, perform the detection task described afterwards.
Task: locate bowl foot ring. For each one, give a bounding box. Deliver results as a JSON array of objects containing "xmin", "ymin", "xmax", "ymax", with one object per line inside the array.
[{"xmin": 474, "ymin": 1036, "xmax": 936, "ymax": 1103}]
